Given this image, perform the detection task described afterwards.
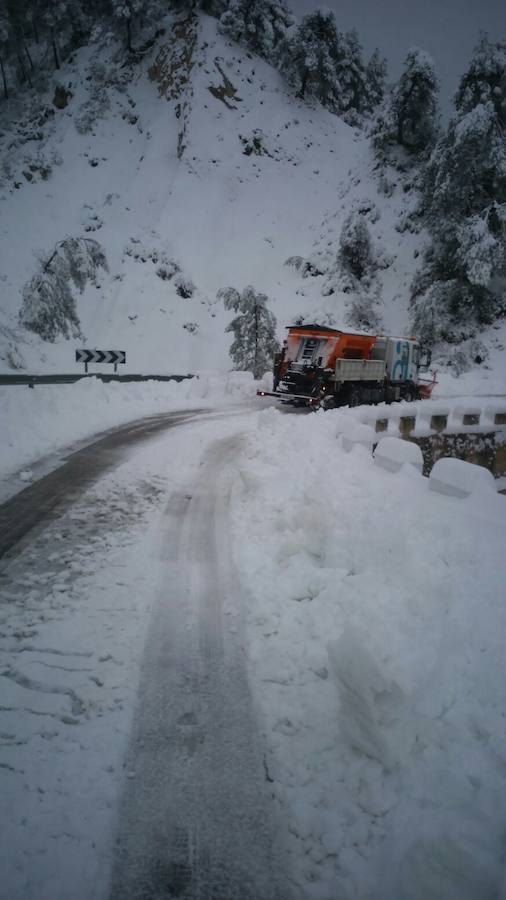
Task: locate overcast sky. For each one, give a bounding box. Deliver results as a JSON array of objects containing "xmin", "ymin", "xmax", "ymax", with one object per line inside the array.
[{"xmin": 289, "ymin": 0, "xmax": 505, "ymax": 116}]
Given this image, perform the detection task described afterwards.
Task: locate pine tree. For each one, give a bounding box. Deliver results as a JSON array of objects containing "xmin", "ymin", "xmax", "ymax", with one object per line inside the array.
[
  {"xmin": 111, "ymin": 0, "xmax": 144, "ymax": 52},
  {"xmin": 32, "ymin": 0, "xmax": 81, "ymax": 69},
  {"xmin": 411, "ymin": 39, "xmax": 506, "ymax": 346},
  {"xmin": 333, "ymin": 28, "xmax": 369, "ymax": 121},
  {"xmin": 395, "ymin": 48, "xmax": 439, "ymax": 153},
  {"xmin": 218, "ymin": 0, "xmax": 293, "ymax": 64},
  {"xmin": 348, "ymin": 292, "xmax": 382, "ymax": 332},
  {"xmin": 278, "ymin": 8, "xmax": 341, "ymax": 112},
  {"xmin": 336, "ymin": 211, "xmax": 382, "ymax": 330},
  {"xmin": 338, "ymin": 211, "xmax": 376, "ymax": 285},
  {"xmin": 200, "ymin": 0, "xmax": 227, "ymax": 15},
  {"xmin": 372, "ymin": 47, "xmax": 440, "ymax": 164},
  {"xmin": 278, "ymin": 11, "xmax": 375, "ymax": 121},
  {"xmin": 220, "ymin": 285, "xmax": 279, "ymax": 378},
  {"xmin": 455, "ymin": 35, "xmax": 506, "ymax": 126},
  {"xmin": 365, "ymin": 48, "xmax": 387, "ymax": 112}
]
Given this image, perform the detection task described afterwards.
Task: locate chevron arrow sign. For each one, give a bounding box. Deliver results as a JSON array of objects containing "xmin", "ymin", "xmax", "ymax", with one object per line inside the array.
[{"xmin": 76, "ymin": 350, "xmax": 126, "ymax": 365}]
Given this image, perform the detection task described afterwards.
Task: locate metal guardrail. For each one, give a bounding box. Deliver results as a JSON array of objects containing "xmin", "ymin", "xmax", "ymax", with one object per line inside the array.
[{"xmin": 0, "ymin": 373, "xmax": 195, "ymax": 386}]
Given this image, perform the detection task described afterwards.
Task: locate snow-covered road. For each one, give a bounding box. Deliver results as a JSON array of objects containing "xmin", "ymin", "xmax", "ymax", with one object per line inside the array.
[
  {"xmin": 0, "ymin": 409, "xmax": 205, "ymax": 556},
  {"xmin": 110, "ymin": 433, "xmax": 284, "ymax": 900},
  {"xmin": 2, "ymin": 402, "xmax": 505, "ymax": 900},
  {"xmin": 1, "ymin": 407, "xmax": 286, "ymax": 900}
]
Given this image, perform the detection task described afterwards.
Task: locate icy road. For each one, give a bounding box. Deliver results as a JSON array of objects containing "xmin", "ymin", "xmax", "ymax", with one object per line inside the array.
[{"xmin": 0, "ymin": 408, "xmax": 285, "ymax": 900}]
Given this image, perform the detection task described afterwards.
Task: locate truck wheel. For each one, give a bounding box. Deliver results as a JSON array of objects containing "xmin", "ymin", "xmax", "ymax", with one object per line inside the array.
[
  {"xmin": 403, "ymin": 386, "xmax": 419, "ymax": 403},
  {"xmin": 349, "ymin": 388, "xmax": 361, "ymax": 408}
]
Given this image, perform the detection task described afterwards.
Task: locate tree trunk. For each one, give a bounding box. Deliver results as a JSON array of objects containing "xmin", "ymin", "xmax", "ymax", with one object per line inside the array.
[
  {"xmin": 0, "ymin": 55, "xmax": 8, "ymax": 100},
  {"xmin": 298, "ymin": 68, "xmax": 308, "ymax": 100},
  {"xmin": 16, "ymin": 44, "xmax": 33, "ymax": 87},
  {"xmin": 126, "ymin": 18, "xmax": 133, "ymax": 53},
  {"xmin": 51, "ymin": 29, "xmax": 60, "ymax": 69},
  {"xmin": 24, "ymin": 41, "xmax": 34, "ymax": 71},
  {"xmin": 17, "ymin": 49, "xmax": 30, "ymax": 85}
]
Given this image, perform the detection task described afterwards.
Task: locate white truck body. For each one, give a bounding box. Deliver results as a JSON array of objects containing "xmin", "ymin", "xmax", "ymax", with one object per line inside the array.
[
  {"xmin": 334, "ymin": 358, "xmax": 387, "ymax": 382},
  {"xmin": 371, "ymin": 337, "xmax": 420, "ymax": 383}
]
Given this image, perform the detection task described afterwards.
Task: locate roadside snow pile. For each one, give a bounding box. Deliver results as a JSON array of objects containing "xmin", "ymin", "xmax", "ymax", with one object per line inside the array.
[
  {"xmin": 429, "ymin": 456, "xmax": 497, "ymax": 498},
  {"xmin": 374, "ymin": 436, "xmax": 424, "ymax": 472},
  {"xmin": 230, "ymin": 406, "xmax": 506, "ymax": 900},
  {"xmin": 0, "ymin": 372, "xmax": 258, "ymax": 479}
]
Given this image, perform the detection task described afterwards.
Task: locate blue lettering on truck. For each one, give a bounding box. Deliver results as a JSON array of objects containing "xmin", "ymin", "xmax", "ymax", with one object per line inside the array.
[{"xmin": 392, "ymin": 341, "xmax": 409, "ymax": 382}]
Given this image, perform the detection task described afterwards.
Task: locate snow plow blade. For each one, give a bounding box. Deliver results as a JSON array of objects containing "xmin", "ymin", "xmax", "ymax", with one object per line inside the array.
[{"xmin": 256, "ymin": 389, "xmax": 318, "ymax": 405}]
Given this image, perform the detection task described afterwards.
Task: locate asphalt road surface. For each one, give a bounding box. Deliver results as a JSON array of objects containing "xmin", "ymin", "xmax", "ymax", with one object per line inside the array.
[{"xmin": 0, "ymin": 410, "xmax": 204, "ymax": 559}]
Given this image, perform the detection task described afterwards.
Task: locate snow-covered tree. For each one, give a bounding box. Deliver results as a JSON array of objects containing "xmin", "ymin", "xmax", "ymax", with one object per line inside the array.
[
  {"xmin": 372, "ymin": 47, "xmax": 440, "ymax": 164},
  {"xmin": 218, "ymin": 0, "xmax": 293, "ymax": 64},
  {"xmin": 28, "ymin": 0, "xmax": 84, "ymax": 69},
  {"xmin": 338, "ymin": 211, "xmax": 377, "ymax": 286},
  {"xmin": 110, "ymin": 0, "xmax": 165, "ymax": 51},
  {"xmin": 20, "ymin": 238, "xmax": 108, "ymax": 341},
  {"xmin": 199, "ymin": 0, "xmax": 227, "ymax": 15},
  {"xmin": 278, "ymin": 8, "xmax": 341, "ymax": 111},
  {"xmin": 334, "ymin": 28, "xmax": 370, "ymax": 121},
  {"xmin": 335, "ymin": 210, "xmax": 383, "ymax": 330},
  {"xmin": 112, "ymin": 0, "xmax": 144, "ymax": 52},
  {"xmin": 220, "ymin": 285, "xmax": 279, "ymax": 378},
  {"xmin": 411, "ymin": 40, "xmax": 506, "ymax": 345},
  {"xmin": 364, "ymin": 47, "xmax": 387, "ymax": 112},
  {"xmin": 279, "ymin": 11, "xmax": 373, "ymax": 120},
  {"xmin": 455, "ymin": 35, "xmax": 506, "ymax": 125},
  {"xmin": 347, "ymin": 291, "xmax": 382, "ymax": 332}
]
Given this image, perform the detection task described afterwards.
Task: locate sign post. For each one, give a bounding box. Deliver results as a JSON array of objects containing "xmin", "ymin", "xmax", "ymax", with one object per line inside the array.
[{"xmin": 76, "ymin": 350, "xmax": 126, "ymax": 373}]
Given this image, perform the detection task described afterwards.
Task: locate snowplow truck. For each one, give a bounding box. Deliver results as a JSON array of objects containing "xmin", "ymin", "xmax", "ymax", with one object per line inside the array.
[{"xmin": 258, "ymin": 325, "xmax": 434, "ymax": 409}]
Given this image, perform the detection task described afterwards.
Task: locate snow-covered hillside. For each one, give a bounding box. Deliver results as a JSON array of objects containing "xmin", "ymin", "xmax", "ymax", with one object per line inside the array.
[{"xmin": 1, "ymin": 12, "xmax": 504, "ymax": 389}]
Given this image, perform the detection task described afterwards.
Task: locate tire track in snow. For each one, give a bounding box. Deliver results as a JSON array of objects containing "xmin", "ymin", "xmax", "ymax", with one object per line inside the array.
[{"xmin": 110, "ymin": 435, "xmax": 287, "ymax": 900}]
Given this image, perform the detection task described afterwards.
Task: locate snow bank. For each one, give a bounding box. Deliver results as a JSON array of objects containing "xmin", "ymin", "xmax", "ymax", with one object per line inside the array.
[
  {"xmin": 429, "ymin": 456, "xmax": 497, "ymax": 498},
  {"xmin": 229, "ymin": 406, "xmax": 506, "ymax": 899},
  {"xmin": 374, "ymin": 435, "xmax": 424, "ymax": 472},
  {"xmin": 0, "ymin": 372, "xmax": 257, "ymax": 480},
  {"xmin": 339, "ymin": 419, "xmax": 377, "ymax": 453}
]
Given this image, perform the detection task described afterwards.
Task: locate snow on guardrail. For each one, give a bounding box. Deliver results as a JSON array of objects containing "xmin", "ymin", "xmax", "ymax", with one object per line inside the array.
[
  {"xmin": 333, "ymin": 398, "xmax": 506, "ymax": 483},
  {"xmin": 351, "ymin": 397, "xmax": 506, "ymax": 436}
]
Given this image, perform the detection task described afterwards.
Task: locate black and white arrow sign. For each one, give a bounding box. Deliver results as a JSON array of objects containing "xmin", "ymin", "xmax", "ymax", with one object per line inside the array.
[{"xmin": 76, "ymin": 350, "xmax": 126, "ymax": 365}]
